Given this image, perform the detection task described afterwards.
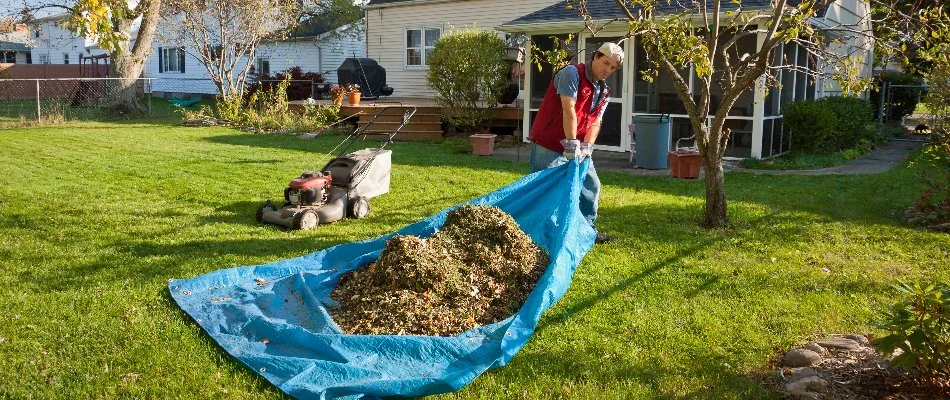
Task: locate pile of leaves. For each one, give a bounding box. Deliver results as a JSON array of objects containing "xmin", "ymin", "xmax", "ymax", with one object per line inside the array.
[{"xmin": 330, "ymin": 205, "xmax": 549, "ymax": 336}]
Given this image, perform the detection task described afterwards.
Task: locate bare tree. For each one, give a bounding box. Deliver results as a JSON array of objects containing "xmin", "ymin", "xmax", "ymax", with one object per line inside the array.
[
  {"xmin": 160, "ymin": 0, "xmax": 300, "ymax": 100},
  {"xmin": 571, "ymin": 0, "xmax": 874, "ymax": 227}
]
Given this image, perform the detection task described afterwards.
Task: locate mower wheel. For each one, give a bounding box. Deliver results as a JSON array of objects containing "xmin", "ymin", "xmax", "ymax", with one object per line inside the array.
[
  {"xmin": 256, "ymin": 200, "xmax": 277, "ymax": 223},
  {"xmin": 348, "ymin": 196, "xmax": 371, "ymax": 219},
  {"xmin": 292, "ymin": 209, "xmax": 319, "ymax": 230}
]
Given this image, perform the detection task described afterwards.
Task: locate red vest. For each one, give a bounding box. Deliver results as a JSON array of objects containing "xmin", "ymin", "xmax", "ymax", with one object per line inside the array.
[{"xmin": 530, "ymin": 62, "xmax": 610, "ymax": 152}]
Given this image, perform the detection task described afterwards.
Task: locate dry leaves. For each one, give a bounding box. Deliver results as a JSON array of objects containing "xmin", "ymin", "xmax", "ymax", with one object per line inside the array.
[{"xmin": 330, "ymin": 205, "xmax": 549, "ymax": 336}]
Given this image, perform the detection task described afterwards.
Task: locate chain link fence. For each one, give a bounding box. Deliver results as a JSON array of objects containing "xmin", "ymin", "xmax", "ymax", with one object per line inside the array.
[
  {"xmin": 0, "ymin": 77, "xmax": 332, "ymax": 127},
  {"xmin": 877, "ymin": 83, "xmax": 933, "ymax": 132}
]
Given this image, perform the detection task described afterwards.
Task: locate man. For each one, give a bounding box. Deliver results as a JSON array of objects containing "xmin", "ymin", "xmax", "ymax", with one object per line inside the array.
[{"xmin": 529, "ymin": 42, "xmax": 623, "ymax": 244}]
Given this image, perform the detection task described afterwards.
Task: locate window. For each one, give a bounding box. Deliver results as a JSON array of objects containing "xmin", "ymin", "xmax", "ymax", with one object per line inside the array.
[
  {"xmin": 63, "ymin": 53, "xmax": 69, "ymax": 64},
  {"xmin": 405, "ymin": 27, "xmax": 440, "ymax": 67},
  {"xmin": 25, "ymin": 53, "xmax": 31, "ymax": 64},
  {"xmin": 0, "ymin": 51, "xmax": 15, "ymax": 63},
  {"xmin": 257, "ymin": 58, "xmax": 270, "ymax": 76},
  {"xmin": 39, "ymin": 54, "xmax": 49, "ymax": 64},
  {"xmin": 159, "ymin": 47, "xmax": 186, "ymax": 73}
]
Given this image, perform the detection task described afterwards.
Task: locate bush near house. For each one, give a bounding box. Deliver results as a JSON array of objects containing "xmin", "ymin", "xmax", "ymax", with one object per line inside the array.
[
  {"xmin": 784, "ymin": 96, "xmax": 875, "ymax": 154},
  {"xmin": 426, "ymin": 28, "xmax": 509, "ymax": 132},
  {"xmin": 245, "ymin": 67, "xmax": 327, "ymax": 101}
]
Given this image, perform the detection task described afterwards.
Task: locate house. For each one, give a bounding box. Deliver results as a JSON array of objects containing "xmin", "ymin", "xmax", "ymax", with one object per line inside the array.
[
  {"xmin": 27, "ymin": 13, "xmax": 89, "ymax": 65},
  {"xmin": 148, "ymin": 18, "xmax": 366, "ymax": 98},
  {"xmin": 494, "ymin": 0, "xmax": 874, "ymax": 159},
  {"xmin": 365, "ymin": 0, "xmax": 873, "ymax": 158},
  {"xmin": 363, "ymin": 0, "xmax": 561, "ymax": 98},
  {"xmin": 0, "ymin": 24, "xmax": 32, "ymax": 64}
]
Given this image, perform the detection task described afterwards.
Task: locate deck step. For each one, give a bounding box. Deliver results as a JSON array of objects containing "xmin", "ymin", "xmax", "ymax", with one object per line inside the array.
[
  {"xmin": 361, "ymin": 113, "xmax": 442, "ymax": 123},
  {"xmin": 358, "ymin": 121, "xmax": 442, "ymax": 132},
  {"xmin": 362, "ymin": 130, "xmax": 443, "ymax": 141}
]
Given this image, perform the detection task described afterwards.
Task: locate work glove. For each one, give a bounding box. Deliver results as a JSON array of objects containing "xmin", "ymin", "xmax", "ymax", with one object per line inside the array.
[
  {"xmin": 578, "ymin": 142, "xmax": 593, "ymax": 161},
  {"xmin": 561, "ymin": 139, "xmax": 580, "ymax": 160}
]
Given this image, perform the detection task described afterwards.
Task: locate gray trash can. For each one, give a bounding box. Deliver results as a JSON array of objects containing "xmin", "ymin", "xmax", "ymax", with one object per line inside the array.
[{"xmin": 632, "ymin": 114, "xmax": 671, "ymax": 169}]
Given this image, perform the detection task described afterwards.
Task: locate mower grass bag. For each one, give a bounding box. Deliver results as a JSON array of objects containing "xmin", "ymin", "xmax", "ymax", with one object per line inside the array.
[{"xmin": 168, "ymin": 159, "xmax": 596, "ymax": 400}]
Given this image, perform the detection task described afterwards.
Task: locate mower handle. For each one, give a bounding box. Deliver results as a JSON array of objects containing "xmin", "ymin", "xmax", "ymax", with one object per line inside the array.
[{"xmin": 338, "ymin": 105, "xmax": 417, "ymax": 156}]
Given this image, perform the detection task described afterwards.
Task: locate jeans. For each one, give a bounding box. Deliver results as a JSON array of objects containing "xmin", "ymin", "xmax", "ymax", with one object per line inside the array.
[{"xmin": 529, "ymin": 142, "xmax": 601, "ymax": 227}]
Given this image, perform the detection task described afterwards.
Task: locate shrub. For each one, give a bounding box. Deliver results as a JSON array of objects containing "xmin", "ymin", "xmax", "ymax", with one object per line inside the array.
[
  {"xmin": 245, "ymin": 66, "xmax": 326, "ymax": 101},
  {"xmin": 426, "ymin": 28, "xmax": 509, "ymax": 132},
  {"xmin": 906, "ymin": 129, "xmax": 950, "ymax": 229},
  {"xmin": 875, "ymin": 281, "xmax": 950, "ymax": 386},
  {"xmin": 784, "ymin": 96, "xmax": 874, "ymax": 154},
  {"xmin": 869, "ymin": 71, "xmax": 926, "ymax": 122}
]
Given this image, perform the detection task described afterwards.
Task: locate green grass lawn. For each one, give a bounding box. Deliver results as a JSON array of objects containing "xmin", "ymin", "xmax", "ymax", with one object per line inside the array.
[{"xmin": 1, "ymin": 120, "xmax": 947, "ymax": 399}]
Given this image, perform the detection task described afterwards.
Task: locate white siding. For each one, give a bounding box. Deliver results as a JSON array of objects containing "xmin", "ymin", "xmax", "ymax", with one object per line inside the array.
[
  {"xmin": 817, "ymin": 0, "xmax": 874, "ymax": 98},
  {"xmin": 148, "ymin": 21, "xmax": 366, "ymax": 95},
  {"xmin": 29, "ymin": 19, "xmax": 86, "ymax": 64},
  {"xmin": 365, "ymin": 0, "xmax": 559, "ymax": 98},
  {"xmin": 257, "ymin": 24, "xmax": 366, "ymax": 84}
]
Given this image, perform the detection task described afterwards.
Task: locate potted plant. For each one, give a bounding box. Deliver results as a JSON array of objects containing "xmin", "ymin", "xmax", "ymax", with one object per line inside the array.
[
  {"xmin": 345, "ymin": 84, "xmax": 361, "ymax": 106},
  {"xmin": 330, "ymin": 85, "xmax": 346, "ymax": 106}
]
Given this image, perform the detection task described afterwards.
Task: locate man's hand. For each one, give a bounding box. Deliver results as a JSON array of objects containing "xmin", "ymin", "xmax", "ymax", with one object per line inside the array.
[
  {"xmin": 561, "ymin": 139, "xmax": 580, "ymax": 160},
  {"xmin": 578, "ymin": 142, "xmax": 593, "ymax": 161}
]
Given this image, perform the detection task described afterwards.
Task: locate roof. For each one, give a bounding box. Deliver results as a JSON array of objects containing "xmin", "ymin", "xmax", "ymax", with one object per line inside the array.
[
  {"xmin": 0, "ymin": 30, "xmax": 29, "ymax": 51},
  {"xmin": 365, "ymin": 0, "xmax": 452, "ymax": 8},
  {"xmin": 502, "ymin": 0, "xmax": 799, "ymax": 28},
  {"xmin": 0, "ymin": 40, "xmax": 29, "ymax": 52},
  {"xmin": 29, "ymin": 13, "xmax": 71, "ymax": 24}
]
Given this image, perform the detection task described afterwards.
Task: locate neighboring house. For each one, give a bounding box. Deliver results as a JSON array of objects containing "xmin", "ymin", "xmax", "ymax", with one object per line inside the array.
[
  {"xmin": 363, "ymin": 0, "xmax": 561, "ymax": 98},
  {"xmin": 0, "ymin": 24, "xmax": 33, "ymax": 64},
  {"xmin": 492, "ymin": 0, "xmax": 874, "ymax": 158},
  {"xmin": 148, "ymin": 19, "xmax": 366, "ymax": 97},
  {"xmin": 27, "ymin": 13, "xmax": 88, "ymax": 65}
]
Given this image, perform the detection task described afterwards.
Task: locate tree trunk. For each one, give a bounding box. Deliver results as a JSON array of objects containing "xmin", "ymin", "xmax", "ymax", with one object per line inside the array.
[
  {"xmin": 702, "ymin": 149, "xmax": 728, "ymax": 227},
  {"xmin": 105, "ymin": 59, "xmax": 146, "ymax": 115},
  {"xmin": 103, "ymin": 0, "xmax": 161, "ymax": 115}
]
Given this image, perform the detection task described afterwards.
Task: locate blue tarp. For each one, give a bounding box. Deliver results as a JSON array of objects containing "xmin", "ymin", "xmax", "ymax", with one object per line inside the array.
[{"xmin": 168, "ymin": 159, "xmax": 596, "ymax": 400}]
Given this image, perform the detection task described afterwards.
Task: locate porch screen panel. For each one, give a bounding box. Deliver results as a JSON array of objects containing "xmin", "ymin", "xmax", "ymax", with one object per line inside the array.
[
  {"xmin": 599, "ymin": 103, "xmax": 622, "ymax": 147},
  {"xmin": 529, "ymin": 34, "xmax": 576, "ymax": 110},
  {"xmin": 584, "ymin": 36, "xmax": 624, "ymax": 147}
]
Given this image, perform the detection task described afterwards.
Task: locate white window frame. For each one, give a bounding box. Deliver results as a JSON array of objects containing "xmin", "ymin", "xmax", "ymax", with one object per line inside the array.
[
  {"xmin": 39, "ymin": 54, "xmax": 49, "ymax": 64},
  {"xmin": 404, "ymin": 27, "xmax": 441, "ymax": 68},
  {"xmin": 162, "ymin": 47, "xmax": 184, "ymax": 73}
]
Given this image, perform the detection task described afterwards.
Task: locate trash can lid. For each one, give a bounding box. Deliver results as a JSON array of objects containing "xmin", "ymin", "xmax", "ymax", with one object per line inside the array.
[{"xmin": 632, "ymin": 114, "xmax": 670, "ymax": 123}]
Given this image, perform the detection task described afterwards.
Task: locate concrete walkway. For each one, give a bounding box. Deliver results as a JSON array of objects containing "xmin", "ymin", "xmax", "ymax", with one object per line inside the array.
[{"xmin": 487, "ymin": 138, "xmax": 925, "ymax": 177}]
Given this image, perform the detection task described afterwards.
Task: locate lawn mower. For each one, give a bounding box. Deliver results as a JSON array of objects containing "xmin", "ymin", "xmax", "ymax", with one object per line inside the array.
[{"xmin": 256, "ymin": 105, "xmax": 417, "ymax": 230}]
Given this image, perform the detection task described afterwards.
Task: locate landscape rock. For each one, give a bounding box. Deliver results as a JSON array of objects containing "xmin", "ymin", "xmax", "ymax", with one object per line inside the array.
[
  {"xmin": 844, "ymin": 334, "xmax": 868, "ymax": 345},
  {"xmin": 785, "ymin": 367, "xmax": 819, "ymax": 382},
  {"xmin": 784, "ymin": 349, "xmax": 823, "ymax": 368},
  {"xmin": 799, "ymin": 392, "xmax": 822, "ymax": 400},
  {"xmin": 804, "ymin": 342, "xmax": 827, "ymax": 355},
  {"xmin": 786, "ymin": 376, "xmax": 829, "ymax": 395},
  {"xmin": 816, "ymin": 338, "xmax": 862, "ymax": 351}
]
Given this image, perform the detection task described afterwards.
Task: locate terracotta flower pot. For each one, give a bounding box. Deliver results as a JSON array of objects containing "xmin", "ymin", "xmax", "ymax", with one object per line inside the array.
[
  {"xmin": 470, "ymin": 134, "xmax": 497, "ymax": 156},
  {"xmin": 347, "ymin": 92, "xmax": 361, "ymax": 106},
  {"xmin": 667, "ymin": 150, "xmax": 701, "ymax": 179},
  {"xmin": 332, "ymin": 96, "xmax": 344, "ymax": 106}
]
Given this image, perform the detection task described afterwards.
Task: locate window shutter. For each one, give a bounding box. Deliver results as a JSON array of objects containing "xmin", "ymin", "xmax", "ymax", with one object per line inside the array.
[
  {"xmin": 179, "ymin": 47, "xmax": 185, "ymax": 73},
  {"xmin": 158, "ymin": 47, "xmax": 163, "ymax": 73}
]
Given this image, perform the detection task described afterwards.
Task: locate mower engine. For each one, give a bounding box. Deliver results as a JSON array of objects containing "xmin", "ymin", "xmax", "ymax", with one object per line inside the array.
[{"xmin": 284, "ymin": 171, "xmax": 332, "ymax": 206}]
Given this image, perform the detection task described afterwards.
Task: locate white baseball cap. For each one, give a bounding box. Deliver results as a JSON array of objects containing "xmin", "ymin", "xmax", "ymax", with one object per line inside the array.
[{"xmin": 597, "ymin": 42, "xmax": 624, "ymax": 64}]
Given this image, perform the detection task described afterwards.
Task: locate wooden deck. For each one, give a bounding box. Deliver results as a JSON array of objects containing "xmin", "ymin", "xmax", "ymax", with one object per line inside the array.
[{"xmin": 289, "ymin": 97, "xmax": 523, "ymax": 141}]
